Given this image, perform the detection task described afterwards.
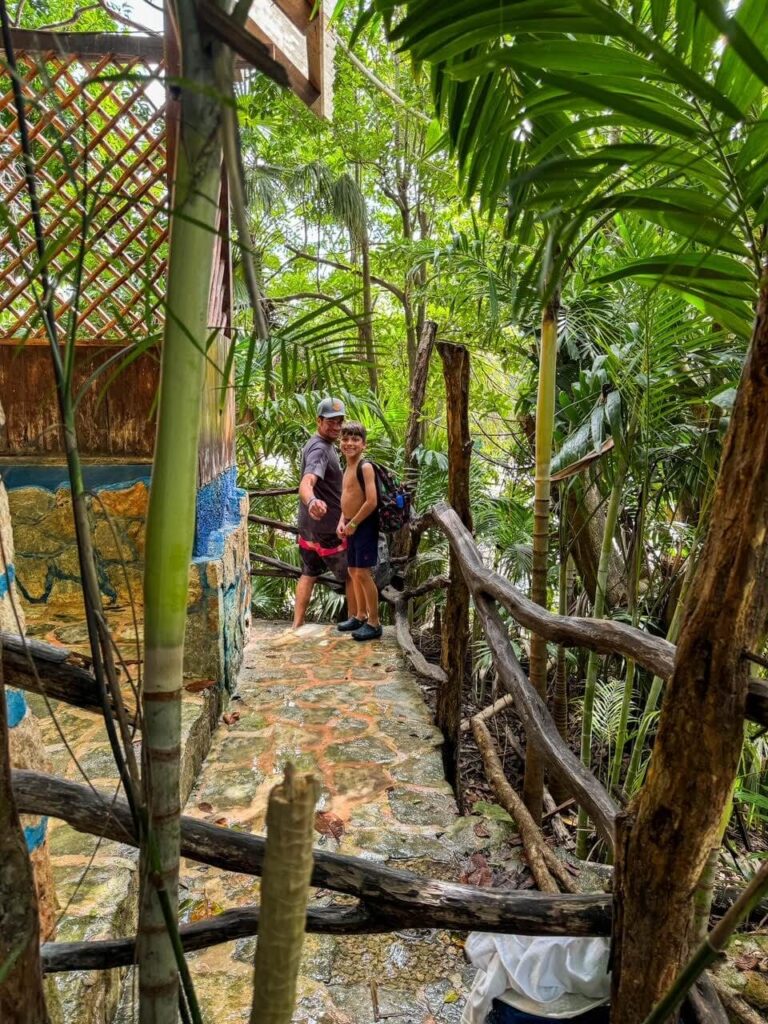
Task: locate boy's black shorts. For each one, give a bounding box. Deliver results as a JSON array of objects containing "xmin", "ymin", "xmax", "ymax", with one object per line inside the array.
[{"xmin": 347, "ymin": 516, "xmax": 379, "ymax": 569}]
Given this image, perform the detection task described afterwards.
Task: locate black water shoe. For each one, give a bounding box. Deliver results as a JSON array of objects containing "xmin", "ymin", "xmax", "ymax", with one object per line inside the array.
[
  {"xmin": 352, "ymin": 623, "xmax": 383, "ymax": 642},
  {"xmin": 337, "ymin": 616, "xmax": 366, "ymax": 632}
]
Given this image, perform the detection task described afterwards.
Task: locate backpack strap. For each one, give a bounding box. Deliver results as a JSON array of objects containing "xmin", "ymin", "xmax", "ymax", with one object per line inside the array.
[{"xmin": 356, "ymin": 459, "xmax": 372, "ymax": 490}]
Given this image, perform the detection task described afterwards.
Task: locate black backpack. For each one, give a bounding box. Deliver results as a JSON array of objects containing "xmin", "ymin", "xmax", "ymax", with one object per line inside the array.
[{"xmin": 356, "ymin": 460, "xmax": 412, "ymax": 534}]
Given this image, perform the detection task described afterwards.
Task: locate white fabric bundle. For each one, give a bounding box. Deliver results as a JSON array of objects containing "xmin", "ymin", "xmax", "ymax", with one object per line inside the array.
[{"xmin": 461, "ymin": 933, "xmax": 611, "ymax": 1024}]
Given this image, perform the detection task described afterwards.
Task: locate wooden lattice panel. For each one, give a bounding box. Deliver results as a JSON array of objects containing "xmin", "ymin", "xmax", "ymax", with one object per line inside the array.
[{"xmin": 0, "ymin": 50, "xmax": 168, "ymax": 343}]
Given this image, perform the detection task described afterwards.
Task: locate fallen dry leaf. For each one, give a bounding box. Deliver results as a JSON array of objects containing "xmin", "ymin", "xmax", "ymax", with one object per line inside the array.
[
  {"xmin": 473, "ymin": 822, "xmax": 491, "ymax": 839},
  {"xmin": 214, "ymin": 817, "xmax": 229, "ymax": 827},
  {"xmin": 314, "ymin": 810, "xmax": 345, "ymax": 841},
  {"xmin": 222, "ymin": 711, "xmax": 240, "ymax": 726},
  {"xmin": 184, "ymin": 678, "xmax": 217, "ymax": 693},
  {"xmin": 734, "ymin": 953, "xmax": 768, "ymax": 971},
  {"xmin": 459, "ymin": 852, "xmax": 493, "ymax": 887},
  {"xmin": 197, "ymin": 802, "xmax": 213, "ymax": 813}
]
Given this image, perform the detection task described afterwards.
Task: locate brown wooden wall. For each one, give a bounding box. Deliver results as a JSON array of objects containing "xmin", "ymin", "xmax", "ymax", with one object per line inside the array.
[
  {"xmin": 198, "ymin": 175, "xmax": 236, "ymax": 487},
  {"xmin": 0, "ymin": 341, "xmax": 157, "ymax": 457},
  {"xmin": 1, "ymin": 45, "xmax": 234, "ymax": 478}
]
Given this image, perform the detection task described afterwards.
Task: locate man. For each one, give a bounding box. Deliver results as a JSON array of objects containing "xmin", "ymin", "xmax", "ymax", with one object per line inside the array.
[{"xmin": 293, "ymin": 397, "xmax": 360, "ymax": 629}]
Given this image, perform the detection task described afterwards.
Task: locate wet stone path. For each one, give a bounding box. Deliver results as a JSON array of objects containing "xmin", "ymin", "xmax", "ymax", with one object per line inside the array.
[{"xmin": 169, "ymin": 623, "xmax": 485, "ymax": 1023}]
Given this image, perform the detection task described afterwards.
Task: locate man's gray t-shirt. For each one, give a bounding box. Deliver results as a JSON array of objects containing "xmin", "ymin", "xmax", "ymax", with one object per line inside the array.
[{"xmin": 297, "ymin": 433, "xmax": 343, "ymax": 543}]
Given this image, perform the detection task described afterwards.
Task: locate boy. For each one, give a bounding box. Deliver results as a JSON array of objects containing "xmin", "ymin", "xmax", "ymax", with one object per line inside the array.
[{"xmin": 336, "ymin": 422, "xmax": 382, "ymax": 641}]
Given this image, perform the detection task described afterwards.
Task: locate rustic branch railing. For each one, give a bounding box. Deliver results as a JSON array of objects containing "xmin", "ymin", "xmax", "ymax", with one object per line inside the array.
[
  {"xmin": 429, "ymin": 503, "xmax": 675, "ymax": 680},
  {"xmin": 8, "ymin": 619, "xmax": 764, "ymax": 749},
  {"xmin": 13, "ymin": 768, "xmax": 612, "ymax": 967}
]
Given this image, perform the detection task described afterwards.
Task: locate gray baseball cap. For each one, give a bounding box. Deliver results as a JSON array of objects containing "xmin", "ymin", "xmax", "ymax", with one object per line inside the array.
[{"xmin": 317, "ymin": 397, "xmax": 346, "ymax": 418}]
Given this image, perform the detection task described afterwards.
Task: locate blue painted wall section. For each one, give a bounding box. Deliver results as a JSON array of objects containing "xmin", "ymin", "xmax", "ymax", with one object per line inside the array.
[
  {"xmin": 187, "ymin": 468, "xmax": 251, "ymax": 692},
  {"xmin": 6, "ymin": 687, "xmax": 28, "ymax": 728},
  {"xmin": 0, "ymin": 561, "xmax": 15, "ymax": 598},
  {"xmin": 24, "ymin": 816, "xmax": 49, "ymax": 853},
  {"xmin": 193, "ymin": 466, "xmax": 242, "ymax": 559},
  {"xmin": 5, "ymin": 687, "xmax": 50, "ymax": 853}
]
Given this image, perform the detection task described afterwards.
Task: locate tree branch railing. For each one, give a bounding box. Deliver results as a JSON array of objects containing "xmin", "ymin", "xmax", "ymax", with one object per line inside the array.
[
  {"xmin": 12, "ymin": 768, "xmax": 611, "ymax": 975},
  {"xmin": 429, "ymin": 502, "xmax": 675, "ymax": 682}
]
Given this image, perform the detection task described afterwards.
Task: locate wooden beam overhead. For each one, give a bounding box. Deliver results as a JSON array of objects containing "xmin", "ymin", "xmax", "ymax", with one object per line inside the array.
[
  {"xmin": 8, "ymin": 4, "xmax": 333, "ymax": 117},
  {"xmin": 273, "ymin": 0, "xmax": 312, "ymax": 32},
  {"xmin": 244, "ymin": 16, "xmax": 319, "ymax": 108},
  {"xmin": 195, "ymin": 0, "xmax": 291, "ymax": 89},
  {"xmin": 8, "ymin": 29, "xmax": 164, "ymax": 62}
]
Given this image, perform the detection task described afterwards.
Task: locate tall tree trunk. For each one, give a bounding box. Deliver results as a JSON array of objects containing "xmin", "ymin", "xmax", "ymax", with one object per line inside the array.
[
  {"xmin": 0, "ymin": 672, "xmax": 48, "ymax": 1024},
  {"xmin": 566, "ymin": 480, "xmax": 627, "ymax": 609},
  {"xmin": 138, "ymin": 5, "xmax": 222, "ymax": 1020},
  {"xmin": 523, "ymin": 294, "xmax": 558, "ymax": 823},
  {"xmin": 612, "ymin": 270, "xmax": 768, "ymax": 1023},
  {"xmin": 436, "ymin": 342, "xmax": 472, "ymax": 791},
  {"xmin": 360, "ymin": 231, "xmax": 378, "ymax": 393},
  {"xmin": 403, "ymin": 319, "xmax": 437, "ymax": 478},
  {"xmin": 392, "ymin": 319, "xmax": 437, "ymax": 560},
  {"xmin": 404, "ymin": 293, "xmax": 418, "ymax": 379}
]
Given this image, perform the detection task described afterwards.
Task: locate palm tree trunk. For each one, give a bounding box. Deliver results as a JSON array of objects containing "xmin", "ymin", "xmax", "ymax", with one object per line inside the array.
[
  {"xmin": 138, "ymin": 5, "xmax": 222, "ymax": 1019},
  {"xmin": 576, "ymin": 457, "xmax": 627, "ymax": 858},
  {"xmin": 523, "ymin": 294, "xmax": 558, "ymax": 823}
]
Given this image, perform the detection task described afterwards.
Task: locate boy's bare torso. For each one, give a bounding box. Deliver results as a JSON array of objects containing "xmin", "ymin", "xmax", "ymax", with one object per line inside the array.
[{"xmin": 341, "ymin": 461, "xmax": 365, "ymax": 519}]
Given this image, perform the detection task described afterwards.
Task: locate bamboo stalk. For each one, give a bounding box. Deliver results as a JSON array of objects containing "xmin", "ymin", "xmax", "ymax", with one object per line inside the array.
[
  {"xmin": 623, "ymin": 543, "xmax": 698, "ymax": 796},
  {"xmin": 641, "ymin": 858, "xmax": 768, "ymax": 1024},
  {"xmin": 524, "ymin": 295, "xmax": 559, "ymax": 824},
  {"xmin": 693, "ymin": 786, "xmax": 735, "ymax": 943},
  {"xmin": 576, "ymin": 458, "xmax": 627, "ymax": 859},
  {"xmin": 249, "ymin": 768, "xmax": 320, "ymax": 1024},
  {"xmin": 138, "ymin": 2, "xmax": 223, "ymax": 1018}
]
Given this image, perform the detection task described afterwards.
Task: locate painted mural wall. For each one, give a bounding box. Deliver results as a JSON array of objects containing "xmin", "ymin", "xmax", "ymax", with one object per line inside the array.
[
  {"xmin": 1, "ymin": 476, "xmax": 59, "ymax": 941},
  {"xmin": 6, "ymin": 465, "xmax": 251, "ymax": 691}
]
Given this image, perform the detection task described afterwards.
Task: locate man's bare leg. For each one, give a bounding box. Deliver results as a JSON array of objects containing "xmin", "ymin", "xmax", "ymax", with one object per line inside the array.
[{"xmin": 293, "ymin": 574, "xmax": 316, "ymax": 628}]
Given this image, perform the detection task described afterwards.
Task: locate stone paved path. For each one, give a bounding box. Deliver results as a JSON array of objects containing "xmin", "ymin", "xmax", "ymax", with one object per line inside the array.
[{"xmin": 125, "ymin": 622, "xmax": 486, "ymax": 1023}]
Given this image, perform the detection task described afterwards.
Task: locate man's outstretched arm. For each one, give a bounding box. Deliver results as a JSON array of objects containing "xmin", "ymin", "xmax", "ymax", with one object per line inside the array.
[{"xmin": 299, "ymin": 472, "xmax": 326, "ymax": 519}]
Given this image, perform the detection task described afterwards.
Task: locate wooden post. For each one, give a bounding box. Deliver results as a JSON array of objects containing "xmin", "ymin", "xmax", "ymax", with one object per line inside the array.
[{"xmin": 436, "ymin": 342, "xmax": 472, "ymax": 790}]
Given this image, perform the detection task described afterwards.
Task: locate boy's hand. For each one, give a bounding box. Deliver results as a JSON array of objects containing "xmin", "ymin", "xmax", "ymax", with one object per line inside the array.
[{"xmin": 336, "ymin": 521, "xmax": 346, "ymax": 538}]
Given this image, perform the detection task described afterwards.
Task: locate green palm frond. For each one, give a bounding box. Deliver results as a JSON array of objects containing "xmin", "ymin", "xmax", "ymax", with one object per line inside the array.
[{"xmin": 369, "ymin": 0, "xmax": 767, "ymax": 323}]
